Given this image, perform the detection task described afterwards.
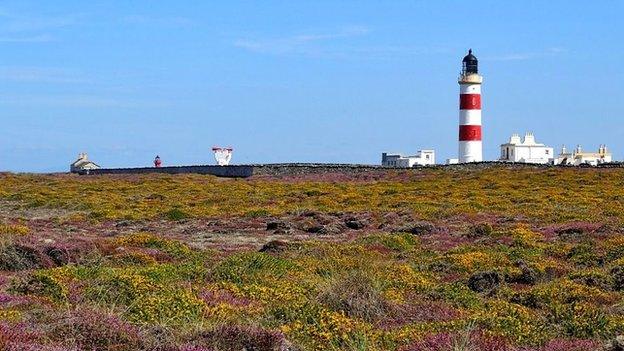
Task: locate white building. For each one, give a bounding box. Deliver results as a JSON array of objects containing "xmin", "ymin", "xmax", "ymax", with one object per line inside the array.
[
  {"xmin": 554, "ymin": 145, "xmax": 612, "ymax": 166},
  {"xmin": 382, "ymin": 150, "xmax": 435, "ymax": 167},
  {"xmin": 70, "ymin": 153, "xmax": 100, "ymax": 173},
  {"xmin": 499, "ymin": 133, "xmax": 554, "ymax": 164}
]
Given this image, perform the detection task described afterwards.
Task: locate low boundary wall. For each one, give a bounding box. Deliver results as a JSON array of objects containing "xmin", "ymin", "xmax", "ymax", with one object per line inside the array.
[
  {"xmin": 80, "ymin": 165, "xmax": 254, "ymax": 178},
  {"xmin": 78, "ymin": 161, "xmax": 624, "ymax": 178}
]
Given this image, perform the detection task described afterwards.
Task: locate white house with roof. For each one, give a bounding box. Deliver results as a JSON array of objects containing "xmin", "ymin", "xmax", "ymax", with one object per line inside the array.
[
  {"xmin": 554, "ymin": 145, "xmax": 612, "ymax": 166},
  {"xmin": 499, "ymin": 133, "xmax": 554, "ymax": 164},
  {"xmin": 382, "ymin": 150, "xmax": 435, "ymax": 167},
  {"xmin": 70, "ymin": 153, "xmax": 100, "ymax": 173}
]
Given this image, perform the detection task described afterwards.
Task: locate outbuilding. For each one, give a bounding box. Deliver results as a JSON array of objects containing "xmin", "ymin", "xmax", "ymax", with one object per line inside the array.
[
  {"xmin": 499, "ymin": 133, "xmax": 554, "ymax": 164},
  {"xmin": 70, "ymin": 153, "xmax": 100, "ymax": 173}
]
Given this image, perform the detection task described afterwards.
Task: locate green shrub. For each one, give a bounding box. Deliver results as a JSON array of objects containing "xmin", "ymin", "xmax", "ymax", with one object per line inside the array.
[
  {"xmin": 473, "ymin": 300, "xmax": 551, "ymax": 345},
  {"xmin": 569, "ymin": 269, "xmax": 612, "ymax": 291},
  {"xmin": 318, "ymin": 270, "xmax": 390, "ymax": 322},
  {"xmin": 467, "ymin": 223, "xmax": 493, "ymax": 237},
  {"xmin": 0, "ymin": 243, "xmax": 49, "ymax": 271},
  {"xmin": 85, "ymin": 271, "xmax": 204, "ymax": 324},
  {"xmin": 244, "ymin": 209, "xmax": 270, "ymax": 218},
  {"xmin": 114, "ymin": 233, "xmax": 192, "ymax": 259},
  {"xmin": 11, "ymin": 270, "xmax": 68, "ymax": 302},
  {"xmin": 86, "ymin": 272, "xmax": 153, "ymax": 306},
  {"xmin": 430, "ymin": 282, "xmax": 482, "ymax": 309},
  {"xmin": 211, "ymin": 252, "xmax": 295, "ymax": 284},
  {"xmin": 164, "ymin": 208, "xmax": 190, "ymax": 221},
  {"xmin": 358, "ymin": 233, "xmax": 419, "ymax": 252},
  {"xmin": 128, "ymin": 287, "xmax": 204, "ymax": 324},
  {"xmin": 567, "ymin": 243, "xmax": 599, "ymax": 267},
  {"xmin": 550, "ymin": 302, "xmax": 609, "ymax": 338}
]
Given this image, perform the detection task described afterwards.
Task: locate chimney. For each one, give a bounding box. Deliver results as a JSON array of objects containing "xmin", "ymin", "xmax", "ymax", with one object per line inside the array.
[
  {"xmin": 523, "ymin": 132, "xmax": 535, "ymax": 145},
  {"xmin": 509, "ymin": 133, "xmax": 521, "ymax": 144}
]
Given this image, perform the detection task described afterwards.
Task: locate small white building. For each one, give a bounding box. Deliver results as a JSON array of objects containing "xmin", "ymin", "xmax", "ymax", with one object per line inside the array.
[
  {"xmin": 554, "ymin": 145, "xmax": 612, "ymax": 166},
  {"xmin": 70, "ymin": 153, "xmax": 100, "ymax": 173},
  {"xmin": 499, "ymin": 133, "xmax": 554, "ymax": 164},
  {"xmin": 446, "ymin": 158, "xmax": 459, "ymax": 165},
  {"xmin": 382, "ymin": 150, "xmax": 435, "ymax": 167}
]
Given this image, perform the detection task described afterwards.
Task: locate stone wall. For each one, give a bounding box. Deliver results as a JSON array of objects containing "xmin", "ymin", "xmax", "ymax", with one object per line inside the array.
[
  {"xmin": 78, "ymin": 161, "xmax": 624, "ymax": 178},
  {"xmin": 80, "ymin": 165, "xmax": 254, "ymax": 178}
]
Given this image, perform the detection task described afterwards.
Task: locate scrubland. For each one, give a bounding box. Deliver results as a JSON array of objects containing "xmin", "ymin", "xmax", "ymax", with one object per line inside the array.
[{"xmin": 0, "ymin": 166, "xmax": 624, "ymax": 350}]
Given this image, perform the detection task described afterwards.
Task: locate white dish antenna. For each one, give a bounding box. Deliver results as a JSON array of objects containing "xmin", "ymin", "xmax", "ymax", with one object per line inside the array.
[{"xmin": 212, "ymin": 147, "xmax": 233, "ymax": 166}]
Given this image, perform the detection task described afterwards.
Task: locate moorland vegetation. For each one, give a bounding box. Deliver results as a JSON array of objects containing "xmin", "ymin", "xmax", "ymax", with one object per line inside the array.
[{"xmin": 0, "ymin": 166, "xmax": 623, "ymax": 350}]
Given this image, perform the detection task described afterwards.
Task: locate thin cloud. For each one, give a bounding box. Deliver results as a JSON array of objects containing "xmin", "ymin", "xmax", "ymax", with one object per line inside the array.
[
  {"xmin": 0, "ymin": 67, "xmax": 86, "ymax": 83},
  {"xmin": 486, "ymin": 47, "xmax": 566, "ymax": 61},
  {"xmin": 122, "ymin": 15, "xmax": 195, "ymax": 27},
  {"xmin": 0, "ymin": 8, "xmax": 82, "ymax": 46},
  {"xmin": 234, "ymin": 26, "xmax": 371, "ymax": 56},
  {"xmin": 0, "ymin": 95, "xmax": 169, "ymax": 108},
  {"xmin": 0, "ymin": 10, "xmax": 81, "ymax": 33},
  {"xmin": 0, "ymin": 34, "xmax": 54, "ymax": 43}
]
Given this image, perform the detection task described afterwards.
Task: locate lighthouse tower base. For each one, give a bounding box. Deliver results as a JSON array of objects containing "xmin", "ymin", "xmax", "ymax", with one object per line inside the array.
[{"xmin": 459, "ymin": 141, "xmax": 483, "ymax": 163}]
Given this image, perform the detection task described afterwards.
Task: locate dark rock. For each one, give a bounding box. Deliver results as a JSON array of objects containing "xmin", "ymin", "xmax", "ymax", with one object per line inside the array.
[
  {"xmin": 467, "ymin": 223, "xmax": 493, "ymax": 238},
  {"xmin": 45, "ymin": 246, "xmax": 71, "ymax": 266},
  {"xmin": 428, "ymin": 260, "xmax": 454, "ymax": 274},
  {"xmin": 395, "ymin": 222, "xmax": 435, "ymax": 235},
  {"xmin": 194, "ymin": 324, "xmax": 290, "ymax": 351},
  {"xmin": 557, "ymin": 228, "xmax": 585, "ymax": 240},
  {"xmin": 511, "ymin": 260, "xmax": 539, "ymax": 285},
  {"xmin": 306, "ymin": 225, "xmax": 324, "ymax": 234},
  {"xmin": 312, "ymin": 213, "xmax": 336, "ymax": 225},
  {"xmin": 273, "ymin": 228, "xmax": 293, "ymax": 235},
  {"xmin": 611, "ymin": 266, "xmax": 624, "ymax": 291},
  {"xmin": 0, "ymin": 244, "xmax": 50, "ymax": 271},
  {"xmin": 573, "ymin": 273, "xmax": 612, "ymax": 290},
  {"xmin": 318, "ymin": 224, "xmax": 345, "ymax": 235},
  {"xmin": 259, "ymin": 240, "xmax": 290, "ymax": 253},
  {"xmin": 543, "ymin": 266, "xmax": 563, "ymax": 281},
  {"xmin": 266, "ymin": 221, "xmax": 290, "ymax": 231},
  {"xmin": 115, "ymin": 220, "xmax": 132, "ymax": 228},
  {"xmin": 510, "ymin": 291, "xmax": 540, "ymax": 308},
  {"xmin": 345, "ymin": 219, "xmax": 367, "ymax": 230},
  {"xmin": 146, "ymin": 193, "xmax": 165, "ymax": 200},
  {"xmin": 468, "ymin": 271, "xmax": 502, "ymax": 293},
  {"xmin": 301, "ymin": 210, "xmax": 319, "ymax": 217},
  {"xmin": 605, "ymin": 335, "xmax": 624, "ymax": 351}
]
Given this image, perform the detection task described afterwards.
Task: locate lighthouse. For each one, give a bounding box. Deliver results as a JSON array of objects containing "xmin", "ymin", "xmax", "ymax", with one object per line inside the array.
[{"xmin": 458, "ymin": 49, "xmax": 483, "ymax": 163}]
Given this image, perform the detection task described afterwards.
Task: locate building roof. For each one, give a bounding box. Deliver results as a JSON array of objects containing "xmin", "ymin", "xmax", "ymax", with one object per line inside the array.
[
  {"xmin": 462, "ymin": 49, "xmax": 478, "ymax": 63},
  {"xmin": 72, "ymin": 159, "xmax": 99, "ymax": 167},
  {"xmin": 501, "ymin": 133, "xmax": 549, "ymax": 147},
  {"xmin": 71, "ymin": 154, "xmax": 100, "ymax": 169}
]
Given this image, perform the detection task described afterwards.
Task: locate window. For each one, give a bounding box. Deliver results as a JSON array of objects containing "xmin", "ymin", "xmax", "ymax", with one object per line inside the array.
[{"xmin": 545, "ymin": 150, "xmax": 550, "ymax": 155}]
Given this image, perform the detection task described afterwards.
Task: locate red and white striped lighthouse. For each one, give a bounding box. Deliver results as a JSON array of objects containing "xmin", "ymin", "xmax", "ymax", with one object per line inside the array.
[{"xmin": 458, "ymin": 49, "xmax": 483, "ymax": 163}]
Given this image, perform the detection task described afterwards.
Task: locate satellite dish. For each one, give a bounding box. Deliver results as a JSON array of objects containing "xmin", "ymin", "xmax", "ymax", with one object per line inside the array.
[{"xmin": 212, "ymin": 147, "xmax": 233, "ymax": 166}]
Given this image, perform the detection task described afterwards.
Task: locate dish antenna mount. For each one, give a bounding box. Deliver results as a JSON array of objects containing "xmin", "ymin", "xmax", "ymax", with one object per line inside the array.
[{"xmin": 212, "ymin": 147, "xmax": 233, "ymax": 166}]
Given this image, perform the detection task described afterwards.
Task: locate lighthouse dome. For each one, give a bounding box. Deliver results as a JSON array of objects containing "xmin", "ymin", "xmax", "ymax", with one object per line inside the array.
[{"xmin": 462, "ymin": 49, "xmax": 478, "ymax": 74}]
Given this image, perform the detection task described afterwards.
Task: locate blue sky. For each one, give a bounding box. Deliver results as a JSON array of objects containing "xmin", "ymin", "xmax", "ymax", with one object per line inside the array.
[{"xmin": 1, "ymin": 1, "xmax": 623, "ymax": 172}]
